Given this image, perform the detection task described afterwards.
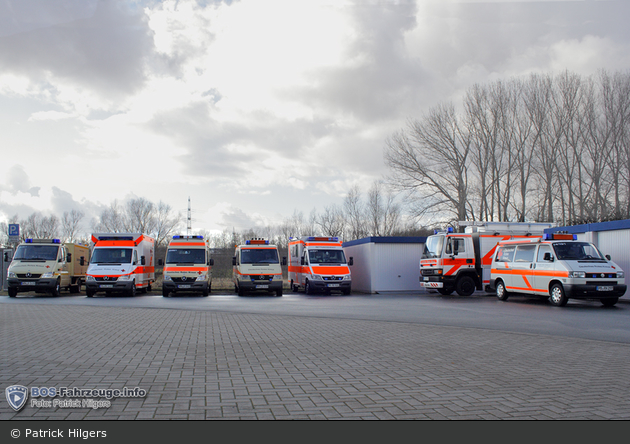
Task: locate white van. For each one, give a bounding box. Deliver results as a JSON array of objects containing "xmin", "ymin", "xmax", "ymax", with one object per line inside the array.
[
  {"xmin": 233, "ymin": 239, "xmax": 286, "ymax": 296},
  {"xmin": 490, "ymin": 233, "xmax": 626, "ymax": 307}
]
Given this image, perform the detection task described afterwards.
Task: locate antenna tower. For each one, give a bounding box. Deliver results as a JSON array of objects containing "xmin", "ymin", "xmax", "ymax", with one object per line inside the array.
[{"xmin": 187, "ymin": 197, "xmax": 192, "ymax": 236}]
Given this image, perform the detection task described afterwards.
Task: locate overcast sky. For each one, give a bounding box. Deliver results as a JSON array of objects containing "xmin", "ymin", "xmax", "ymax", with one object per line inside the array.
[{"xmin": 1, "ymin": 0, "xmax": 629, "ymax": 235}]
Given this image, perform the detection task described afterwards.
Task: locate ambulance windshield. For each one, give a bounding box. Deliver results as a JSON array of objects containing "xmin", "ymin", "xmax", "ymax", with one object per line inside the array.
[
  {"xmin": 166, "ymin": 248, "xmax": 206, "ymax": 264},
  {"xmin": 552, "ymin": 242, "xmax": 605, "ymax": 261},
  {"xmin": 422, "ymin": 235, "xmax": 444, "ymax": 259},
  {"xmin": 308, "ymin": 249, "xmax": 346, "ymax": 264},
  {"xmin": 91, "ymin": 248, "xmax": 133, "ymax": 264},
  {"xmin": 241, "ymin": 248, "xmax": 279, "ymax": 264},
  {"xmin": 14, "ymin": 245, "xmax": 59, "ymax": 261}
]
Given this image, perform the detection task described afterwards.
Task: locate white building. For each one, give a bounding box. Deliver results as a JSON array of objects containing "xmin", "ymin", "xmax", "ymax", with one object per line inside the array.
[{"xmin": 343, "ymin": 236, "xmax": 426, "ymax": 293}]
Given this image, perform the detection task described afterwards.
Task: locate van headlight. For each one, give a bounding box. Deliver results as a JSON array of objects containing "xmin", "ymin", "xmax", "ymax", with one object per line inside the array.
[
  {"xmin": 86, "ymin": 275, "xmax": 95, "ymax": 281},
  {"xmin": 311, "ymin": 274, "xmax": 323, "ymax": 281},
  {"xmin": 617, "ymin": 272, "xmax": 625, "ymax": 278},
  {"xmin": 8, "ymin": 271, "xmax": 16, "ymax": 278},
  {"xmin": 163, "ymin": 275, "xmax": 172, "ymax": 281},
  {"xmin": 343, "ymin": 275, "xmax": 351, "ymax": 280},
  {"xmin": 117, "ymin": 275, "xmax": 132, "ymax": 281},
  {"xmin": 568, "ymin": 271, "xmax": 585, "ymax": 278},
  {"xmin": 41, "ymin": 272, "xmax": 54, "ymax": 278},
  {"xmin": 195, "ymin": 275, "xmax": 206, "ymax": 281}
]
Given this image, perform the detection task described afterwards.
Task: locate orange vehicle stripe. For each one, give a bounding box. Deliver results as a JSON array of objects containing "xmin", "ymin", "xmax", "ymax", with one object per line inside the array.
[
  {"xmin": 506, "ymin": 286, "xmax": 548, "ymax": 293},
  {"xmin": 491, "ymin": 269, "xmax": 569, "ymax": 278},
  {"xmin": 163, "ymin": 266, "xmax": 208, "ymax": 272}
]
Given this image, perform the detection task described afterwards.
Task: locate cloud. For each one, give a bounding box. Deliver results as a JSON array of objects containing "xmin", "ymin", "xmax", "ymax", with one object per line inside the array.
[{"xmin": 0, "ymin": 0, "xmax": 156, "ymax": 100}]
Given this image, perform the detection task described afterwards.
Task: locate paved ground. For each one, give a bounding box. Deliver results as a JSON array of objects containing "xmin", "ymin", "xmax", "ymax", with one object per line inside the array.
[{"xmin": 2, "ymin": 303, "xmax": 630, "ymax": 420}]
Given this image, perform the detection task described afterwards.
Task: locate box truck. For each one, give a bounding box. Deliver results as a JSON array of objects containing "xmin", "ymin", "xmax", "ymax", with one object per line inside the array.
[{"xmin": 86, "ymin": 233, "xmax": 155, "ymax": 297}]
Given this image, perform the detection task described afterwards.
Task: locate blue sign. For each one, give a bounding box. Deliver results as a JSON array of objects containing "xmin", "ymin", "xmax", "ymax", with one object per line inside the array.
[{"xmin": 8, "ymin": 224, "xmax": 19, "ymax": 237}]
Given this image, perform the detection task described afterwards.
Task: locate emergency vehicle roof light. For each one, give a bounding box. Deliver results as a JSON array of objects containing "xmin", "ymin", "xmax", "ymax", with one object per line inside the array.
[
  {"xmin": 25, "ymin": 239, "xmax": 32, "ymax": 243},
  {"xmin": 307, "ymin": 237, "xmax": 339, "ymax": 242},
  {"xmin": 447, "ymin": 227, "xmax": 454, "ymax": 233},
  {"xmin": 172, "ymin": 235, "xmax": 204, "ymax": 239},
  {"xmin": 98, "ymin": 236, "xmax": 134, "ymax": 241},
  {"xmin": 543, "ymin": 233, "xmax": 577, "ymax": 240},
  {"xmin": 433, "ymin": 230, "xmax": 438, "ymax": 235},
  {"xmin": 246, "ymin": 239, "xmax": 269, "ymax": 245}
]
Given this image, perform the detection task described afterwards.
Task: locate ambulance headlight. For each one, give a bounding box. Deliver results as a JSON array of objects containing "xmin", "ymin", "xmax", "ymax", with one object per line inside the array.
[
  {"xmin": 86, "ymin": 275, "xmax": 95, "ymax": 281},
  {"xmin": 8, "ymin": 271, "xmax": 16, "ymax": 278},
  {"xmin": 241, "ymin": 275, "xmax": 250, "ymax": 281},
  {"xmin": 117, "ymin": 275, "xmax": 133, "ymax": 281},
  {"xmin": 568, "ymin": 271, "xmax": 585, "ymax": 278},
  {"xmin": 195, "ymin": 275, "xmax": 206, "ymax": 281},
  {"xmin": 342, "ymin": 275, "xmax": 351, "ymax": 280},
  {"xmin": 311, "ymin": 274, "xmax": 323, "ymax": 281},
  {"xmin": 163, "ymin": 275, "xmax": 172, "ymax": 281},
  {"xmin": 41, "ymin": 272, "xmax": 54, "ymax": 278},
  {"xmin": 617, "ymin": 272, "xmax": 624, "ymax": 278}
]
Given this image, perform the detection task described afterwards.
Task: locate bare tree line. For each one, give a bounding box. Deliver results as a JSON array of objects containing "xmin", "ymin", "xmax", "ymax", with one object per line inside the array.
[{"xmin": 385, "ymin": 69, "xmax": 630, "ymax": 225}]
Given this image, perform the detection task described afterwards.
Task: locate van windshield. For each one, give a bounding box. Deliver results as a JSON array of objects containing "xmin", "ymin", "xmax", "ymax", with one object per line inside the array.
[
  {"xmin": 422, "ymin": 235, "xmax": 444, "ymax": 259},
  {"xmin": 552, "ymin": 242, "xmax": 605, "ymax": 261},
  {"xmin": 166, "ymin": 248, "xmax": 205, "ymax": 264},
  {"xmin": 241, "ymin": 248, "xmax": 279, "ymax": 264},
  {"xmin": 14, "ymin": 245, "xmax": 59, "ymax": 261},
  {"xmin": 91, "ymin": 248, "xmax": 133, "ymax": 264},
  {"xmin": 308, "ymin": 249, "xmax": 346, "ymax": 264}
]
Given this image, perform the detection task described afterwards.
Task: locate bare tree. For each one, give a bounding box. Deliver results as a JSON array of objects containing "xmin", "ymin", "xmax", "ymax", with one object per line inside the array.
[
  {"xmin": 61, "ymin": 209, "xmax": 85, "ymax": 243},
  {"xmin": 316, "ymin": 204, "xmax": 345, "ymax": 237},
  {"xmin": 343, "ymin": 184, "xmax": 367, "ymax": 240}
]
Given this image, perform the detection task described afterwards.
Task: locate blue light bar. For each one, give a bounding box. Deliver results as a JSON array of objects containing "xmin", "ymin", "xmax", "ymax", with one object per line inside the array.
[
  {"xmin": 52, "ymin": 239, "xmax": 60, "ymax": 243},
  {"xmin": 26, "ymin": 239, "xmax": 33, "ymax": 243},
  {"xmin": 433, "ymin": 230, "xmax": 438, "ymax": 235},
  {"xmin": 543, "ymin": 233, "xmax": 551, "ymax": 240},
  {"xmin": 447, "ymin": 227, "xmax": 454, "ymax": 233}
]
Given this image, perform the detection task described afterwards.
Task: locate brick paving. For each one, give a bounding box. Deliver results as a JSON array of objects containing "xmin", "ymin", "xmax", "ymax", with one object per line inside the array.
[{"xmin": 1, "ymin": 303, "xmax": 630, "ymax": 420}]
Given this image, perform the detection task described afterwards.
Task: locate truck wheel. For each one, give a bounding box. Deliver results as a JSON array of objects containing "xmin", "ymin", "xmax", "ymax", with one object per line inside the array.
[
  {"xmin": 548, "ymin": 283, "xmax": 568, "ymax": 307},
  {"xmin": 147, "ymin": 283, "xmax": 152, "ymax": 292},
  {"xmin": 601, "ymin": 297, "xmax": 618, "ymax": 307},
  {"xmin": 342, "ymin": 286, "xmax": 351, "ymax": 295},
  {"xmin": 455, "ymin": 276, "xmax": 476, "ymax": 296},
  {"xmin": 291, "ymin": 280, "xmax": 298, "ymax": 292},
  {"xmin": 237, "ymin": 285, "xmax": 244, "ymax": 296},
  {"xmin": 495, "ymin": 280, "xmax": 509, "ymax": 301},
  {"xmin": 70, "ymin": 282, "xmax": 80, "ymax": 294},
  {"xmin": 86, "ymin": 289, "xmax": 95, "ymax": 298},
  {"xmin": 128, "ymin": 285, "xmax": 137, "ymax": 297},
  {"xmin": 8, "ymin": 288, "xmax": 17, "ymax": 298},
  {"xmin": 162, "ymin": 289, "xmax": 170, "ymax": 298},
  {"xmin": 51, "ymin": 280, "xmax": 61, "ymax": 297},
  {"xmin": 437, "ymin": 288, "xmax": 454, "ymax": 295},
  {"xmin": 276, "ymin": 289, "xmax": 283, "ymax": 297},
  {"xmin": 305, "ymin": 280, "xmax": 314, "ymax": 295}
]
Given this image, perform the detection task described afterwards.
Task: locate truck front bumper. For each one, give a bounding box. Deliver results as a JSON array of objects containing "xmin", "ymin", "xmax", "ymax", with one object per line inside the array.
[
  {"xmin": 85, "ymin": 280, "xmax": 135, "ymax": 293},
  {"xmin": 8, "ymin": 278, "xmax": 58, "ymax": 293},
  {"xmin": 163, "ymin": 280, "xmax": 209, "ymax": 293},
  {"xmin": 238, "ymin": 280, "xmax": 283, "ymax": 293},
  {"xmin": 308, "ymin": 280, "xmax": 351, "ymax": 292}
]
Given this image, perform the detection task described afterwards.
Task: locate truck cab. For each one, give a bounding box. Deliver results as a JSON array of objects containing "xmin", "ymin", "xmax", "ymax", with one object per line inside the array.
[
  {"xmin": 159, "ymin": 235, "xmax": 213, "ymax": 297},
  {"xmin": 233, "ymin": 239, "xmax": 285, "ymax": 297}
]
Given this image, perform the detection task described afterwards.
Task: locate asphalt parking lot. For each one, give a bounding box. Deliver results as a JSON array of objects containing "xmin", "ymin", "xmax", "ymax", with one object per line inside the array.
[{"xmin": 2, "ymin": 290, "xmax": 630, "ymax": 420}]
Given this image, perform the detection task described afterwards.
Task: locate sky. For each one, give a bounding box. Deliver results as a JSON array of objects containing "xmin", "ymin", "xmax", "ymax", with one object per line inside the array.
[{"xmin": 1, "ymin": 0, "xmax": 629, "ymax": 236}]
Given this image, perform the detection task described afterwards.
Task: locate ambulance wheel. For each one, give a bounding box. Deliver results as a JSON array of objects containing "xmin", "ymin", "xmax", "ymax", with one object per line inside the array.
[
  {"xmin": 291, "ymin": 280, "xmax": 298, "ymax": 293},
  {"xmin": 70, "ymin": 283, "xmax": 80, "ymax": 294},
  {"xmin": 8, "ymin": 288, "xmax": 17, "ymax": 298},
  {"xmin": 51, "ymin": 280, "xmax": 61, "ymax": 297},
  {"xmin": 237, "ymin": 286, "xmax": 244, "ymax": 296},
  {"xmin": 147, "ymin": 283, "xmax": 152, "ymax": 292},
  {"xmin": 342, "ymin": 287, "xmax": 351, "ymax": 295},
  {"xmin": 203, "ymin": 286, "xmax": 209, "ymax": 297},
  {"xmin": 495, "ymin": 280, "xmax": 509, "ymax": 301},
  {"xmin": 601, "ymin": 297, "xmax": 618, "ymax": 307},
  {"xmin": 305, "ymin": 280, "xmax": 314, "ymax": 295},
  {"xmin": 549, "ymin": 283, "xmax": 568, "ymax": 307},
  {"xmin": 276, "ymin": 289, "xmax": 283, "ymax": 297},
  {"xmin": 128, "ymin": 285, "xmax": 136, "ymax": 297},
  {"xmin": 162, "ymin": 289, "xmax": 170, "ymax": 298},
  {"xmin": 455, "ymin": 276, "xmax": 476, "ymax": 296},
  {"xmin": 86, "ymin": 289, "xmax": 95, "ymax": 298},
  {"xmin": 437, "ymin": 288, "xmax": 453, "ymax": 295}
]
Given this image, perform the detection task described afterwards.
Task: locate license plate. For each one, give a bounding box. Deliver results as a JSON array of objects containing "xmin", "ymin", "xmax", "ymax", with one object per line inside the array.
[
  {"xmin": 100, "ymin": 284, "xmax": 114, "ymax": 288},
  {"xmin": 21, "ymin": 281, "xmax": 36, "ymax": 286},
  {"xmin": 597, "ymin": 286, "xmax": 613, "ymax": 291},
  {"xmin": 178, "ymin": 285, "xmax": 191, "ymax": 289},
  {"xmin": 255, "ymin": 285, "xmax": 268, "ymax": 289},
  {"xmin": 327, "ymin": 283, "xmax": 340, "ymax": 287}
]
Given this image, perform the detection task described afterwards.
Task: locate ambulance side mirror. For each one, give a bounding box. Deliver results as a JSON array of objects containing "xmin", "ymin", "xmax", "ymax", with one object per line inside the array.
[
  {"xmin": 67, "ymin": 253, "xmax": 72, "ymax": 263},
  {"xmin": 606, "ymin": 254, "xmax": 611, "ymax": 261},
  {"xmin": 80, "ymin": 257, "xmax": 85, "ymax": 266},
  {"xmin": 141, "ymin": 256, "xmax": 146, "ymax": 266},
  {"xmin": 158, "ymin": 259, "xmax": 164, "ymax": 266},
  {"xmin": 348, "ymin": 257, "xmax": 354, "ymax": 266},
  {"xmin": 544, "ymin": 252, "xmax": 554, "ymax": 262},
  {"xmin": 208, "ymin": 258, "xmax": 214, "ymax": 266},
  {"xmin": 282, "ymin": 257, "xmax": 287, "ymax": 266},
  {"xmin": 232, "ymin": 257, "xmax": 237, "ymax": 266}
]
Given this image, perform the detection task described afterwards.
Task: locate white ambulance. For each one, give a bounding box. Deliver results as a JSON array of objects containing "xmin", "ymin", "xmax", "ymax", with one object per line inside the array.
[
  {"xmin": 6, "ymin": 239, "xmax": 90, "ymax": 297},
  {"xmin": 86, "ymin": 233, "xmax": 155, "ymax": 297},
  {"xmin": 159, "ymin": 235, "xmax": 213, "ymax": 297},
  {"xmin": 288, "ymin": 236, "xmax": 353, "ymax": 295},
  {"xmin": 490, "ymin": 232, "xmax": 627, "ymax": 307},
  {"xmin": 232, "ymin": 238, "xmax": 285, "ymax": 296}
]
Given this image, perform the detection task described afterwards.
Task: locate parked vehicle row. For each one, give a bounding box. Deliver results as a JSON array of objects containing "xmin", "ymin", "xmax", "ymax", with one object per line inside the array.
[{"xmin": 3, "ymin": 234, "xmax": 354, "ymax": 298}]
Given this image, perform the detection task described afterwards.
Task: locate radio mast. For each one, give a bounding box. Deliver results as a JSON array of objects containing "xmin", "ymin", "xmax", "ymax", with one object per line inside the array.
[{"xmin": 187, "ymin": 197, "xmax": 192, "ymax": 236}]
